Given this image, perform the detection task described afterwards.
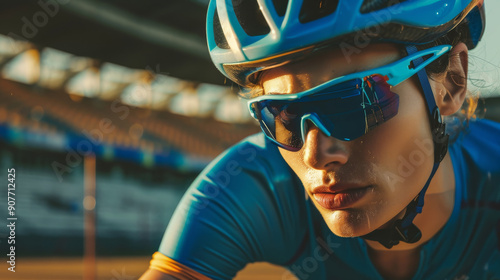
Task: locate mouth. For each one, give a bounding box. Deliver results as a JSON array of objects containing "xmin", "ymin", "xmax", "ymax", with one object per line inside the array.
[{"xmin": 312, "ymin": 185, "xmax": 373, "ymax": 210}]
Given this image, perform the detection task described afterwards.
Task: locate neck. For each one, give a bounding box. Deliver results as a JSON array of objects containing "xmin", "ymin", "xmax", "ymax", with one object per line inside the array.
[{"xmin": 367, "ymin": 245, "xmax": 421, "ymax": 280}]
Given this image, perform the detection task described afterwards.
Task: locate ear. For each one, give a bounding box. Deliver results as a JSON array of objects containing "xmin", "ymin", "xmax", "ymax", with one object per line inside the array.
[{"xmin": 430, "ymin": 42, "xmax": 469, "ymax": 116}]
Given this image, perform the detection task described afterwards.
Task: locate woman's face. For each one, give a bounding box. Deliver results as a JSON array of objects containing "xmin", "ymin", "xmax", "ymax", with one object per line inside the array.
[{"xmin": 259, "ymin": 44, "xmax": 437, "ymax": 238}]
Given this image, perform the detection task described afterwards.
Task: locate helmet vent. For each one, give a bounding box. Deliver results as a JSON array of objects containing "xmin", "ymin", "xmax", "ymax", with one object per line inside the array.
[
  {"xmin": 299, "ymin": 0, "xmax": 339, "ymax": 24},
  {"xmin": 272, "ymin": 0, "xmax": 289, "ymax": 17},
  {"xmin": 213, "ymin": 9, "xmax": 230, "ymax": 49},
  {"xmin": 360, "ymin": 0, "xmax": 407, "ymax": 14},
  {"xmin": 232, "ymin": 0, "xmax": 271, "ymax": 36}
]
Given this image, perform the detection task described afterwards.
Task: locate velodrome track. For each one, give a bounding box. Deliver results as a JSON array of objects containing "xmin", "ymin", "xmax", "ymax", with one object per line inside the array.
[{"xmin": 0, "ymin": 256, "xmax": 297, "ymax": 280}]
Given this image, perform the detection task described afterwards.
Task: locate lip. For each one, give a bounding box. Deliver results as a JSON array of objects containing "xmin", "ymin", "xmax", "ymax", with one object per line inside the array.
[{"xmin": 312, "ymin": 185, "xmax": 372, "ymax": 210}]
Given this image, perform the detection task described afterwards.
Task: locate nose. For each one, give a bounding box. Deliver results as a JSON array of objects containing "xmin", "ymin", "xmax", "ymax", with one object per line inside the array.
[{"xmin": 302, "ymin": 125, "xmax": 350, "ymax": 170}]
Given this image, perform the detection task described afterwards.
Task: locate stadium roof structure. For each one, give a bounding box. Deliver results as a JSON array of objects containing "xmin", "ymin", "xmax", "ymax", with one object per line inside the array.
[{"xmin": 0, "ymin": 0, "xmax": 221, "ymax": 85}]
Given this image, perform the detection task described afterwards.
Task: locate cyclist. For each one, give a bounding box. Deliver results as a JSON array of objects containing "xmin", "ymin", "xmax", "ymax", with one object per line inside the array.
[{"xmin": 141, "ymin": 0, "xmax": 500, "ymax": 279}]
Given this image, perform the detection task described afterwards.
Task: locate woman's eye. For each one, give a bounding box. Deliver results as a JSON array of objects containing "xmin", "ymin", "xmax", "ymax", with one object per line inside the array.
[{"xmin": 279, "ymin": 104, "xmax": 299, "ymax": 123}]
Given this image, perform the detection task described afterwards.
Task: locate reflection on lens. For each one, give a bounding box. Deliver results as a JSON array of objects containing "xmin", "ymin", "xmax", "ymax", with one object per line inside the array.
[{"xmin": 362, "ymin": 75, "xmax": 399, "ymax": 132}]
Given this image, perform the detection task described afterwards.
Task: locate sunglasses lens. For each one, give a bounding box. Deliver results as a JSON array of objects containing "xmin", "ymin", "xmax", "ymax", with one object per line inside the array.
[
  {"xmin": 253, "ymin": 75, "xmax": 399, "ymax": 151},
  {"xmin": 326, "ymin": 109, "xmax": 367, "ymax": 141}
]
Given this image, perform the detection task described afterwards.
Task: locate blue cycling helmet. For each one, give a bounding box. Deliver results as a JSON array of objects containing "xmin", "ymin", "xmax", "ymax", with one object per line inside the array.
[{"xmin": 207, "ymin": 0, "xmax": 485, "ymax": 86}]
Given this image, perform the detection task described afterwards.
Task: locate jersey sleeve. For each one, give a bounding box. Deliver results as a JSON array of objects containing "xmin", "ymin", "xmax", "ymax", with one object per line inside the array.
[
  {"xmin": 149, "ymin": 252, "xmax": 213, "ymax": 280},
  {"xmin": 154, "ymin": 134, "xmax": 311, "ymax": 280}
]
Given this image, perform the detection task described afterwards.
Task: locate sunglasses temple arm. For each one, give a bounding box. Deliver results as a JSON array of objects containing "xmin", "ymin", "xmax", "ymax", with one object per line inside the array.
[
  {"xmin": 305, "ymin": 45, "xmax": 452, "ymax": 91},
  {"xmin": 385, "ymin": 45, "xmax": 452, "ymax": 86}
]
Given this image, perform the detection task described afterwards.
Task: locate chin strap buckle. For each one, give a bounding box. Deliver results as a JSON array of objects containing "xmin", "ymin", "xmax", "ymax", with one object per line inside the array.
[
  {"xmin": 364, "ymin": 220, "xmax": 423, "ymax": 249},
  {"xmin": 394, "ymin": 220, "xmax": 422, "ymax": 244},
  {"xmin": 376, "ymin": 236, "xmax": 400, "ymax": 250},
  {"xmin": 363, "ymin": 196, "xmax": 423, "ymax": 249}
]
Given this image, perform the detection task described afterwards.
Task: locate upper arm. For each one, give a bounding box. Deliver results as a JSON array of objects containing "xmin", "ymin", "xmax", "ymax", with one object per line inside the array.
[
  {"xmin": 155, "ymin": 175, "xmax": 268, "ymax": 279},
  {"xmin": 151, "ymin": 137, "xmax": 310, "ymax": 279}
]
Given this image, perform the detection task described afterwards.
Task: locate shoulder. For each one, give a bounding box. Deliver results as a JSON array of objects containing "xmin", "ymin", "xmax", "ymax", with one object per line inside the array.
[
  {"xmin": 449, "ymin": 118, "xmax": 500, "ymax": 201},
  {"xmin": 180, "ymin": 132, "xmax": 302, "ymax": 215},
  {"xmin": 203, "ymin": 133, "xmax": 291, "ymax": 180},
  {"xmin": 443, "ymin": 119, "xmax": 500, "ymax": 278},
  {"xmin": 194, "ymin": 132, "xmax": 308, "ymax": 224},
  {"xmin": 195, "ymin": 133, "xmax": 302, "ymax": 201},
  {"xmin": 449, "ymin": 118, "xmax": 500, "ymax": 172}
]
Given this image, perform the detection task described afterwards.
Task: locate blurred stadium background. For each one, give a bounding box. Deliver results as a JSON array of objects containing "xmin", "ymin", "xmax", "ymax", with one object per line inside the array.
[{"xmin": 0, "ymin": 1, "xmax": 499, "ymax": 279}]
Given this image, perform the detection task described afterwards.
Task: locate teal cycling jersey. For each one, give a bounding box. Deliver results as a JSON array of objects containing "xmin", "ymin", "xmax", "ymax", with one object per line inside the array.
[{"xmin": 158, "ymin": 119, "xmax": 500, "ymax": 279}]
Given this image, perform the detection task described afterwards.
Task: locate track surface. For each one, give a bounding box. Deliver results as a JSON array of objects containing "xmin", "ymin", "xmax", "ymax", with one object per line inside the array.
[{"xmin": 0, "ymin": 256, "xmax": 296, "ymax": 280}]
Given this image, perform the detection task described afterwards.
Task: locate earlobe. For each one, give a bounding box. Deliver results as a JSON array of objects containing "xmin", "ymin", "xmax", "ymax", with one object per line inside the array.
[{"xmin": 433, "ymin": 42, "xmax": 469, "ymax": 116}]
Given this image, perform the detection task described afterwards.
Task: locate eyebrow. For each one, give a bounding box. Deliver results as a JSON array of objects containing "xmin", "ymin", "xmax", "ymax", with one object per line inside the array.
[{"xmin": 264, "ymin": 91, "xmax": 288, "ymax": 96}]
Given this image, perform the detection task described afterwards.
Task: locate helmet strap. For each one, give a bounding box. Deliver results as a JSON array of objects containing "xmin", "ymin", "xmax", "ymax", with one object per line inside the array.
[{"xmin": 361, "ymin": 45, "xmax": 449, "ymax": 249}]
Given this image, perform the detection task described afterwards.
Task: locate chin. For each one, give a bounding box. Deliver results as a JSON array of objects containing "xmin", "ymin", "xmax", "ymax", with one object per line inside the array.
[{"xmin": 322, "ymin": 209, "xmax": 376, "ymax": 238}]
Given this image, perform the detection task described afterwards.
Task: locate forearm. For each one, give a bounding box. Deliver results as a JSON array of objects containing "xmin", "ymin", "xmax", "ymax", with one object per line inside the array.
[
  {"xmin": 140, "ymin": 252, "xmax": 213, "ymax": 280},
  {"xmin": 139, "ymin": 269, "xmax": 182, "ymax": 280}
]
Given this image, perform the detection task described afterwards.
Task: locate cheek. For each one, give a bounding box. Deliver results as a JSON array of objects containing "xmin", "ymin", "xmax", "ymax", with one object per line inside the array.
[
  {"xmin": 279, "ymin": 148, "xmax": 321, "ymax": 190},
  {"xmin": 279, "ymin": 148, "xmax": 305, "ymax": 175},
  {"xmin": 365, "ymin": 81, "xmax": 434, "ymax": 197}
]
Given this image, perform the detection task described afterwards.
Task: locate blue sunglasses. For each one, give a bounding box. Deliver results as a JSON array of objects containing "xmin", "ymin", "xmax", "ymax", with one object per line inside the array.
[{"xmin": 248, "ymin": 45, "xmax": 452, "ymax": 151}]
